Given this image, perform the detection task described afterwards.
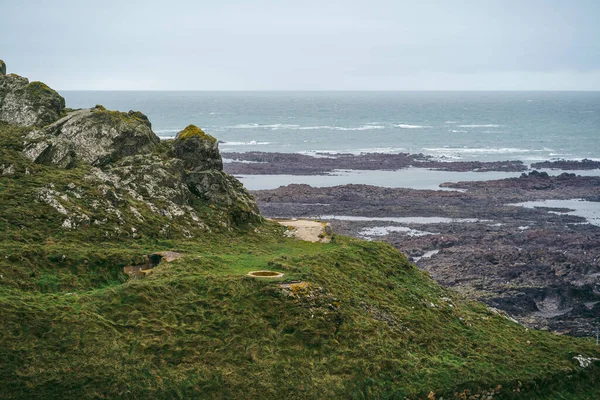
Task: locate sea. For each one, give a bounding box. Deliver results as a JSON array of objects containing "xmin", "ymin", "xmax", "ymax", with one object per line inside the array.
[{"xmin": 62, "ymin": 91, "xmax": 600, "ymax": 190}]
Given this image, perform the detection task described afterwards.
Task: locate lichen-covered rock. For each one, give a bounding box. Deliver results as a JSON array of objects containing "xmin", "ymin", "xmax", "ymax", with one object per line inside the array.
[
  {"xmin": 0, "ymin": 68, "xmax": 65, "ymax": 127},
  {"xmin": 23, "ymin": 106, "xmax": 160, "ymax": 168},
  {"xmin": 173, "ymin": 124, "xmax": 222, "ymax": 171},
  {"xmin": 185, "ymin": 169, "xmax": 261, "ymax": 223},
  {"xmin": 171, "ymin": 124, "xmax": 261, "ymax": 222}
]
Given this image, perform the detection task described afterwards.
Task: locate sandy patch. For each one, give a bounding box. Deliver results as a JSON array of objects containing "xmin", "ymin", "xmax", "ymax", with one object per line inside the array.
[{"xmin": 272, "ymin": 219, "xmax": 332, "ymax": 243}]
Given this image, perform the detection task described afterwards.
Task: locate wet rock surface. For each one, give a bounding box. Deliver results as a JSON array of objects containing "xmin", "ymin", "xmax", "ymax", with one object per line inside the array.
[
  {"xmin": 223, "ymin": 151, "xmax": 527, "ymax": 175},
  {"xmin": 252, "ymin": 171, "xmax": 600, "ymax": 336}
]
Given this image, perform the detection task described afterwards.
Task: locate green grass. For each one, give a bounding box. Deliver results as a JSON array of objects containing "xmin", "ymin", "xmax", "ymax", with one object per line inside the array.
[{"xmin": 1, "ymin": 121, "xmax": 600, "ymax": 399}]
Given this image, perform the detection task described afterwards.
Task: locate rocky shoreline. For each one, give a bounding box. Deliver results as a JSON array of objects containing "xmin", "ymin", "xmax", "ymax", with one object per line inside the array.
[
  {"xmin": 247, "ymin": 166, "xmax": 600, "ymax": 336},
  {"xmin": 223, "ymin": 151, "xmax": 528, "ymax": 175}
]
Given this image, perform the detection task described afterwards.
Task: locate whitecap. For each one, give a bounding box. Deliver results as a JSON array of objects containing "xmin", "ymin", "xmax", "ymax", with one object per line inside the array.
[
  {"xmin": 423, "ymin": 147, "xmax": 533, "ymax": 154},
  {"xmin": 449, "ymin": 130, "xmax": 468, "ymax": 133},
  {"xmin": 228, "ymin": 123, "xmax": 300, "ymax": 129},
  {"xmin": 298, "ymin": 125, "xmax": 385, "ymax": 131},
  {"xmin": 220, "ymin": 140, "xmax": 272, "ymax": 146},
  {"xmin": 394, "ymin": 124, "xmax": 431, "ymax": 129}
]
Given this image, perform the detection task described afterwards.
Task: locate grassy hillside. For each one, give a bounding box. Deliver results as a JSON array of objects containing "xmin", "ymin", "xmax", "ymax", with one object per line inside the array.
[{"xmin": 1, "ymin": 122, "xmax": 600, "ymax": 399}]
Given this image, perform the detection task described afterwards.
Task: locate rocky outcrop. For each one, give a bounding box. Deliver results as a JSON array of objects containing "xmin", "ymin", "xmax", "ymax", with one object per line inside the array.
[
  {"xmin": 531, "ymin": 159, "xmax": 600, "ymax": 170},
  {"xmin": 222, "ymin": 151, "xmax": 527, "ymax": 175},
  {"xmin": 173, "ymin": 125, "xmax": 223, "ymax": 171},
  {"xmin": 0, "ymin": 62, "xmax": 65, "ymax": 127},
  {"xmin": 4, "ymin": 63, "xmax": 261, "ymax": 227},
  {"xmin": 23, "ymin": 106, "xmax": 160, "ymax": 168},
  {"xmin": 185, "ymin": 169, "xmax": 260, "ymax": 222},
  {"xmin": 172, "ymin": 125, "xmax": 260, "ymax": 223}
]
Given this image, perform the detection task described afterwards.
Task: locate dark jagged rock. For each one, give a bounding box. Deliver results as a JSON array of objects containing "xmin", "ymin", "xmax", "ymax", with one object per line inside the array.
[
  {"xmin": 173, "ymin": 124, "xmax": 223, "ymax": 171},
  {"xmin": 185, "ymin": 169, "xmax": 260, "ymax": 223},
  {"xmin": 171, "ymin": 125, "xmax": 260, "ymax": 222},
  {"xmin": 222, "ymin": 151, "xmax": 527, "ymax": 175},
  {"xmin": 532, "ymin": 159, "xmax": 600, "ymax": 170},
  {"xmin": 23, "ymin": 106, "xmax": 160, "ymax": 168},
  {"xmin": 0, "ymin": 63, "xmax": 65, "ymax": 127}
]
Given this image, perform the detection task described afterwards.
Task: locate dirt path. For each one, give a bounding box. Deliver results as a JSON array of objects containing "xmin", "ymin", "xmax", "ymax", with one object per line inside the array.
[{"xmin": 272, "ymin": 219, "xmax": 332, "ymax": 243}]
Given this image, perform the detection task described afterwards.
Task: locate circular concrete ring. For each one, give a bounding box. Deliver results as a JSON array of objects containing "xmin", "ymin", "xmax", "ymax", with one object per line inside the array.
[{"xmin": 246, "ymin": 270, "xmax": 284, "ymax": 278}]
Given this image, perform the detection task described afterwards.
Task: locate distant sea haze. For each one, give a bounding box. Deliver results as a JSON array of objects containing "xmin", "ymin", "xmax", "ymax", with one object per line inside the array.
[{"xmin": 62, "ymin": 91, "xmax": 600, "ymax": 164}]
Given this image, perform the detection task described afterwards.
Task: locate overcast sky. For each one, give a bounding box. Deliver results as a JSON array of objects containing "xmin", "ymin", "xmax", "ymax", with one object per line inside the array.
[{"xmin": 2, "ymin": 0, "xmax": 599, "ymax": 90}]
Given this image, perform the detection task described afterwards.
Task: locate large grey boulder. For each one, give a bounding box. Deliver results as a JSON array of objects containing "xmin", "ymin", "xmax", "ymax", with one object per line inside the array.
[
  {"xmin": 172, "ymin": 125, "xmax": 223, "ymax": 171},
  {"xmin": 0, "ymin": 63, "xmax": 65, "ymax": 127},
  {"xmin": 171, "ymin": 124, "xmax": 261, "ymax": 223},
  {"xmin": 23, "ymin": 106, "xmax": 160, "ymax": 168}
]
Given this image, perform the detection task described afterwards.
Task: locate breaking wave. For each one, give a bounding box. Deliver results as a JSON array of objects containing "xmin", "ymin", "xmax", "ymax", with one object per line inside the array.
[
  {"xmin": 423, "ymin": 147, "xmax": 545, "ymax": 155},
  {"xmin": 394, "ymin": 124, "xmax": 431, "ymax": 129},
  {"xmin": 220, "ymin": 140, "xmax": 272, "ymax": 146}
]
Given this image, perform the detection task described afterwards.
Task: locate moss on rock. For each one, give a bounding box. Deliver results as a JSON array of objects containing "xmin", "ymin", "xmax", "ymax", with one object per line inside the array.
[
  {"xmin": 0, "ymin": 73, "xmax": 65, "ymax": 127},
  {"xmin": 176, "ymin": 124, "xmax": 216, "ymax": 143}
]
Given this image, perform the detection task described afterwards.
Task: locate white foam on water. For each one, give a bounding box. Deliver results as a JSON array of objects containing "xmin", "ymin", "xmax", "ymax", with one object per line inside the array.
[
  {"xmin": 423, "ymin": 147, "xmax": 535, "ymax": 154},
  {"xmin": 228, "ymin": 123, "xmax": 300, "ymax": 129},
  {"xmin": 394, "ymin": 124, "xmax": 432, "ymax": 129},
  {"xmin": 298, "ymin": 125, "xmax": 385, "ymax": 131},
  {"xmin": 155, "ymin": 128, "xmax": 181, "ymax": 139},
  {"xmin": 220, "ymin": 140, "xmax": 272, "ymax": 146},
  {"xmin": 449, "ymin": 130, "xmax": 468, "ymax": 133}
]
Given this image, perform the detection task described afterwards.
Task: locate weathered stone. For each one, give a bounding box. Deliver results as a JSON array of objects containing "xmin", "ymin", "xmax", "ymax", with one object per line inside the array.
[
  {"xmin": 173, "ymin": 125, "xmax": 222, "ymax": 171},
  {"xmin": 23, "ymin": 106, "xmax": 160, "ymax": 168},
  {"xmin": 0, "ymin": 71, "xmax": 65, "ymax": 127},
  {"xmin": 185, "ymin": 169, "xmax": 261, "ymax": 222}
]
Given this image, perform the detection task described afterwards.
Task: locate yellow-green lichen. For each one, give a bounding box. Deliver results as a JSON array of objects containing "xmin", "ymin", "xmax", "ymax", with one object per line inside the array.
[
  {"xmin": 26, "ymin": 81, "xmax": 54, "ymax": 96},
  {"xmin": 176, "ymin": 124, "xmax": 216, "ymax": 142}
]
